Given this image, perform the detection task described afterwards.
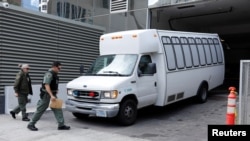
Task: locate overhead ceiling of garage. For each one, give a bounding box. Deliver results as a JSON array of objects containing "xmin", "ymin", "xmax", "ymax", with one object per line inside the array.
[{"xmin": 151, "ymin": 0, "xmax": 250, "ymax": 35}]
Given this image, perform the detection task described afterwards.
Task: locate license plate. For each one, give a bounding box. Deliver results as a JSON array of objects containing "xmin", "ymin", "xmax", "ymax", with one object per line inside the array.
[{"xmin": 96, "ymin": 110, "xmax": 107, "ymax": 117}]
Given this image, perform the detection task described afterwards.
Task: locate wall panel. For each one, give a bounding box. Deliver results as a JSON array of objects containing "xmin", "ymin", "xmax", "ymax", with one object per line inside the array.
[{"xmin": 0, "ymin": 5, "xmax": 105, "ymax": 97}]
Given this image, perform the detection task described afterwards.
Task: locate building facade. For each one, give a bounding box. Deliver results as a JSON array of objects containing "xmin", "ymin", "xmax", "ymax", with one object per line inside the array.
[
  {"xmin": 0, "ymin": 3, "xmax": 105, "ymax": 114},
  {"xmin": 39, "ymin": 0, "xmax": 49, "ymax": 13},
  {"xmin": 5, "ymin": 0, "xmax": 201, "ymax": 33},
  {"xmin": 47, "ymin": 0, "xmax": 149, "ymax": 33}
]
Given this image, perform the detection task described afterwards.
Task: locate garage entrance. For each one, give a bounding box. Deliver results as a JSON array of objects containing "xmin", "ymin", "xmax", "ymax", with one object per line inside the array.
[{"xmin": 150, "ymin": 0, "xmax": 250, "ymax": 89}]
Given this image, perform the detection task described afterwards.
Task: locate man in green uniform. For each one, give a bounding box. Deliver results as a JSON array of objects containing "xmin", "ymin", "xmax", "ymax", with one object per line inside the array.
[
  {"xmin": 27, "ymin": 61, "xmax": 70, "ymax": 131},
  {"xmin": 11, "ymin": 64, "xmax": 33, "ymax": 121}
]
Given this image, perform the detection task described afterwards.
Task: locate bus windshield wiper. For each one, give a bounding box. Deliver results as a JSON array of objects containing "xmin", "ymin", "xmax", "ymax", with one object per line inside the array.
[{"xmin": 103, "ymin": 71, "xmax": 123, "ymax": 76}]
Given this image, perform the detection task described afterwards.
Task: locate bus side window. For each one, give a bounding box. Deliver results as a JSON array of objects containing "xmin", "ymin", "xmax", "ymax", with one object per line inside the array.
[
  {"xmin": 213, "ymin": 38, "xmax": 223, "ymax": 63},
  {"xmin": 138, "ymin": 55, "xmax": 152, "ymax": 76},
  {"xmin": 171, "ymin": 37, "xmax": 185, "ymax": 69},
  {"xmin": 195, "ymin": 38, "xmax": 206, "ymax": 66},
  {"xmin": 162, "ymin": 36, "xmax": 176, "ymax": 71},
  {"xmin": 188, "ymin": 37, "xmax": 200, "ymax": 67},
  {"xmin": 208, "ymin": 38, "xmax": 218, "ymax": 64},
  {"xmin": 202, "ymin": 38, "xmax": 212, "ymax": 65},
  {"xmin": 180, "ymin": 37, "xmax": 192, "ymax": 68}
]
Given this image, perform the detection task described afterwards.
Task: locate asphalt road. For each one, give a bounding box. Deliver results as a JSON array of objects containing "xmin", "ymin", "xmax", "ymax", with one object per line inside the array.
[{"xmin": 0, "ymin": 90, "xmax": 229, "ymax": 141}]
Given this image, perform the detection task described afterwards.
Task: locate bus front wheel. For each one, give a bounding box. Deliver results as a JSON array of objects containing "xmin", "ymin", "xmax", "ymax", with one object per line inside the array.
[{"xmin": 116, "ymin": 99, "xmax": 137, "ymax": 126}]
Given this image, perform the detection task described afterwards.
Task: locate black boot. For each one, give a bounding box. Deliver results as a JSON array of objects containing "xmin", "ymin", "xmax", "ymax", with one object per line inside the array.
[
  {"xmin": 27, "ymin": 125, "xmax": 38, "ymax": 131},
  {"xmin": 22, "ymin": 117, "xmax": 30, "ymax": 121},
  {"xmin": 10, "ymin": 111, "xmax": 16, "ymax": 119},
  {"xmin": 58, "ymin": 125, "xmax": 70, "ymax": 130}
]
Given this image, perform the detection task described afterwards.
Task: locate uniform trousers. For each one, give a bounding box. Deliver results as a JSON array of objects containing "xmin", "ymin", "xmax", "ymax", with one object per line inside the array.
[
  {"xmin": 12, "ymin": 93, "xmax": 29, "ymax": 118},
  {"xmin": 28, "ymin": 93, "xmax": 65, "ymax": 127}
]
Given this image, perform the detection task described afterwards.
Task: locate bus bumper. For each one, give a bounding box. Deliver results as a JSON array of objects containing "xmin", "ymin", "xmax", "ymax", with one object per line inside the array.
[{"xmin": 65, "ymin": 99, "xmax": 119, "ymax": 118}]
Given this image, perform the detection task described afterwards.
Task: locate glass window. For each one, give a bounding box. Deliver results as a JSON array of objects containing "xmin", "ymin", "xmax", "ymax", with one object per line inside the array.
[
  {"xmin": 213, "ymin": 38, "xmax": 223, "ymax": 63},
  {"xmin": 42, "ymin": 5, "xmax": 47, "ymax": 10},
  {"xmin": 93, "ymin": 0, "xmax": 110, "ymax": 16},
  {"xmin": 162, "ymin": 36, "xmax": 176, "ymax": 70},
  {"xmin": 202, "ymin": 38, "xmax": 212, "ymax": 65},
  {"xmin": 180, "ymin": 37, "xmax": 192, "ymax": 68},
  {"xmin": 64, "ymin": 2, "xmax": 70, "ymax": 18},
  {"xmin": 171, "ymin": 37, "xmax": 185, "ymax": 69},
  {"xmin": 188, "ymin": 37, "xmax": 199, "ymax": 67},
  {"xmin": 71, "ymin": 4, "xmax": 77, "ymax": 19},
  {"xmin": 138, "ymin": 55, "xmax": 153, "ymax": 75},
  {"xmin": 208, "ymin": 38, "xmax": 218, "ymax": 64},
  {"xmin": 49, "ymin": 0, "xmax": 92, "ymax": 21},
  {"xmin": 195, "ymin": 38, "xmax": 206, "ymax": 66},
  {"xmin": 57, "ymin": 2, "xmax": 62, "ymax": 17},
  {"xmin": 87, "ymin": 54, "xmax": 138, "ymax": 76},
  {"xmin": 78, "ymin": 7, "xmax": 84, "ymax": 21}
]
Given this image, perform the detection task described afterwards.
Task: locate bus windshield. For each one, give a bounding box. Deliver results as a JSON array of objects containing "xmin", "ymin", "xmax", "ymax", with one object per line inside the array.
[{"xmin": 86, "ymin": 54, "xmax": 138, "ymax": 76}]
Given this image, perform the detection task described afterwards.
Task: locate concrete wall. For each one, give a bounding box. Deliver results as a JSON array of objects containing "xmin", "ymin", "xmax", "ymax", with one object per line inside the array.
[{"xmin": 5, "ymin": 83, "xmax": 67, "ymax": 114}]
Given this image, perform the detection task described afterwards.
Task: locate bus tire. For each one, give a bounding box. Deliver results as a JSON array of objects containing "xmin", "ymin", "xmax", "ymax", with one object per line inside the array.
[
  {"xmin": 117, "ymin": 99, "xmax": 137, "ymax": 126},
  {"xmin": 196, "ymin": 84, "xmax": 208, "ymax": 103}
]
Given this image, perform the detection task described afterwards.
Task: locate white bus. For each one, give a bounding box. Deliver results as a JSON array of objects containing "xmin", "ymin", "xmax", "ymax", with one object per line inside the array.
[{"xmin": 66, "ymin": 29, "xmax": 225, "ymax": 125}]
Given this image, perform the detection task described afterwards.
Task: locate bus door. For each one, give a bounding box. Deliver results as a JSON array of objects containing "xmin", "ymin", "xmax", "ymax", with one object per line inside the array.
[{"xmin": 136, "ymin": 55, "xmax": 157, "ymax": 106}]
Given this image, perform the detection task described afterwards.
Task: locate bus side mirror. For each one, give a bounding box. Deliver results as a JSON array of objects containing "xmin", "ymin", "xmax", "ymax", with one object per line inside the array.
[
  {"xmin": 147, "ymin": 63, "xmax": 156, "ymax": 74},
  {"xmin": 138, "ymin": 63, "xmax": 156, "ymax": 77},
  {"xmin": 80, "ymin": 64, "xmax": 84, "ymax": 74}
]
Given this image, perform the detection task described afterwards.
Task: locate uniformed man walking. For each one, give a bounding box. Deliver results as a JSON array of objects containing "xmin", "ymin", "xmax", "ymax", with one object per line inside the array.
[
  {"xmin": 27, "ymin": 61, "xmax": 70, "ymax": 131},
  {"xmin": 11, "ymin": 64, "xmax": 33, "ymax": 121}
]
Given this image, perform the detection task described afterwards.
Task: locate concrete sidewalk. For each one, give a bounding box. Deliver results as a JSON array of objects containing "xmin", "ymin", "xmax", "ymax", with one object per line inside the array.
[
  {"xmin": 0, "ymin": 113, "xmax": 149, "ymax": 141},
  {"xmin": 1, "ymin": 88, "xmax": 232, "ymax": 141}
]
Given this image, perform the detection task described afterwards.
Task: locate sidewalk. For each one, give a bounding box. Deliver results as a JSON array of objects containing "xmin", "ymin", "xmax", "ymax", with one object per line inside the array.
[
  {"xmin": 0, "ymin": 113, "xmax": 149, "ymax": 141},
  {"xmin": 1, "ymin": 88, "xmax": 231, "ymax": 141}
]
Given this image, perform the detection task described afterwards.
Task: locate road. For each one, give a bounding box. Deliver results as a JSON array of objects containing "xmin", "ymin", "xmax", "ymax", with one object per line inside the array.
[{"xmin": 0, "ymin": 90, "xmax": 228, "ymax": 141}]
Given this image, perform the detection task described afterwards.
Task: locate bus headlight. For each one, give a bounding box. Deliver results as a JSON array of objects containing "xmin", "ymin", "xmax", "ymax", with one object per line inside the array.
[
  {"xmin": 101, "ymin": 90, "xmax": 118, "ymax": 99},
  {"xmin": 67, "ymin": 89, "xmax": 73, "ymax": 96}
]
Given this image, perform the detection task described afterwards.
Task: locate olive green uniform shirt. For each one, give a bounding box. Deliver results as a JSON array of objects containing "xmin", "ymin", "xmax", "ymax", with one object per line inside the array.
[{"xmin": 14, "ymin": 70, "xmax": 33, "ymax": 95}]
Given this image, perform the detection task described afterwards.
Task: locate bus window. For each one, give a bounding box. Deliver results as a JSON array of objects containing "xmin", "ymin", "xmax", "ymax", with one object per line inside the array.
[
  {"xmin": 180, "ymin": 37, "xmax": 192, "ymax": 68},
  {"xmin": 162, "ymin": 36, "xmax": 176, "ymax": 70},
  {"xmin": 208, "ymin": 38, "xmax": 218, "ymax": 64},
  {"xmin": 202, "ymin": 38, "xmax": 212, "ymax": 65},
  {"xmin": 213, "ymin": 38, "xmax": 223, "ymax": 63},
  {"xmin": 138, "ymin": 55, "xmax": 152, "ymax": 75},
  {"xmin": 171, "ymin": 37, "xmax": 185, "ymax": 69},
  {"xmin": 195, "ymin": 38, "xmax": 206, "ymax": 66},
  {"xmin": 188, "ymin": 37, "xmax": 199, "ymax": 67}
]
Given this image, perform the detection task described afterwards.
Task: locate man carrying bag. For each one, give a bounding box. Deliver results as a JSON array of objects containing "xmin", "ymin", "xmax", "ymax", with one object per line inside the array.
[{"xmin": 27, "ymin": 61, "xmax": 70, "ymax": 131}]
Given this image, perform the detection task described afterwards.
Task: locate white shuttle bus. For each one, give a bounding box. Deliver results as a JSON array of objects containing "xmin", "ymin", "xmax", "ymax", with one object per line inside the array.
[{"xmin": 66, "ymin": 29, "xmax": 225, "ymax": 125}]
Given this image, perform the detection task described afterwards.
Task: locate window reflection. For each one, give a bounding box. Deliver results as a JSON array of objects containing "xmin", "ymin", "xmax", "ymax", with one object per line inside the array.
[
  {"xmin": 8, "ymin": 0, "xmax": 164, "ymax": 33},
  {"xmin": 87, "ymin": 54, "xmax": 138, "ymax": 76}
]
